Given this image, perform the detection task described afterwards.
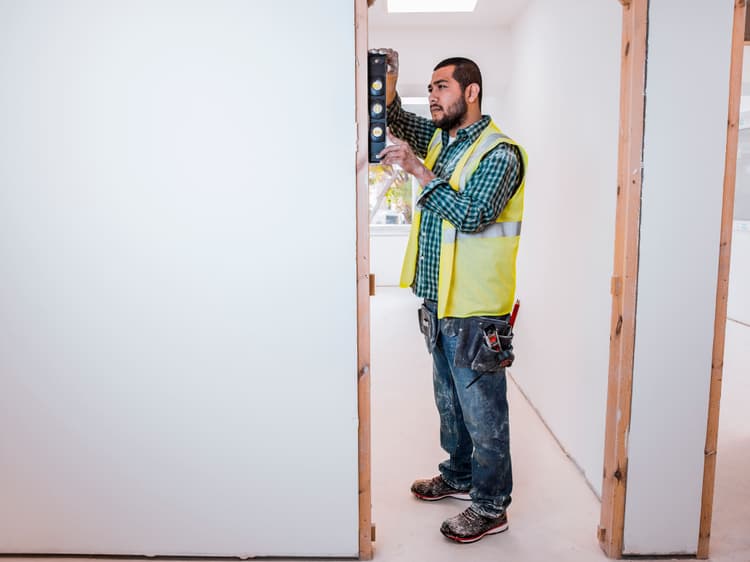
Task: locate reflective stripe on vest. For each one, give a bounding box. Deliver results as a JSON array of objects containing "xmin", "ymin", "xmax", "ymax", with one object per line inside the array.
[
  {"xmin": 442, "ymin": 221, "xmax": 522, "ymax": 244},
  {"xmin": 428, "ymin": 131, "xmax": 512, "ymax": 191},
  {"xmin": 427, "ymin": 133, "xmax": 442, "ymax": 159},
  {"xmin": 458, "ymin": 132, "xmax": 511, "ymax": 191}
]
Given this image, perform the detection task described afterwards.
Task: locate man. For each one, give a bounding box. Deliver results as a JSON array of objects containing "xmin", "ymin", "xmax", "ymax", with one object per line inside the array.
[{"xmin": 375, "ymin": 49, "xmax": 527, "ymax": 544}]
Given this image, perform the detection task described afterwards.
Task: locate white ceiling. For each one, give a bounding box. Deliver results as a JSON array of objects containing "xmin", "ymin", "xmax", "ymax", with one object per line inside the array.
[{"xmin": 368, "ymin": 0, "xmax": 529, "ymax": 29}]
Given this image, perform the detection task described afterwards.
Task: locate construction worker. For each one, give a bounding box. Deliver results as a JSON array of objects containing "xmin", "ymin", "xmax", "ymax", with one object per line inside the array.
[{"xmin": 374, "ymin": 48, "xmax": 527, "ymax": 544}]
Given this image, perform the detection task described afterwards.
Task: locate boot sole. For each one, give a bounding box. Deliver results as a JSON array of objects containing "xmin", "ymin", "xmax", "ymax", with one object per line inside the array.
[
  {"xmin": 441, "ymin": 521, "xmax": 509, "ymax": 544},
  {"xmin": 412, "ymin": 491, "xmax": 471, "ymax": 501}
]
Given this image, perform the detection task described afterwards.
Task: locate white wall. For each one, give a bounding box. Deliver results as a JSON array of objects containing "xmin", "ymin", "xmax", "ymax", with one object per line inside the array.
[
  {"xmin": 368, "ymin": 25, "xmax": 512, "ymax": 116},
  {"xmin": 370, "ymin": 226, "xmax": 410, "ymax": 286},
  {"xmin": 623, "ymin": 0, "xmax": 734, "ymax": 554},
  {"xmin": 728, "ymin": 222, "xmax": 750, "ymax": 325},
  {"xmin": 0, "ymin": 0, "xmax": 358, "ymax": 557},
  {"xmin": 731, "ymin": 48, "xmax": 750, "ymax": 324},
  {"xmin": 501, "ymin": 0, "xmax": 621, "ymax": 497}
]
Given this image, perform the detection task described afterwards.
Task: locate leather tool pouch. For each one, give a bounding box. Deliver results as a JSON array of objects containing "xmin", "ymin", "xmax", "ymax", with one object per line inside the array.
[
  {"xmin": 417, "ymin": 304, "xmax": 439, "ymax": 354},
  {"xmin": 454, "ymin": 316, "xmax": 514, "ymax": 373}
]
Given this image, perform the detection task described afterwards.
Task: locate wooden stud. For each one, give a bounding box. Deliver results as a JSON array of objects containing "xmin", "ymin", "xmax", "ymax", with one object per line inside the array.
[
  {"xmin": 354, "ymin": 0, "xmax": 374, "ymax": 559},
  {"xmin": 697, "ymin": 0, "xmax": 746, "ymax": 558},
  {"xmin": 598, "ymin": 0, "xmax": 648, "ymax": 558},
  {"xmin": 611, "ymin": 276, "xmax": 623, "ymax": 297}
]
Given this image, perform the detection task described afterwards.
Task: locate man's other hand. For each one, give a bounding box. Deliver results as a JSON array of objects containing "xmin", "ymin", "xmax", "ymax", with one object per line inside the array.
[{"xmin": 378, "ymin": 132, "xmax": 436, "ymax": 187}]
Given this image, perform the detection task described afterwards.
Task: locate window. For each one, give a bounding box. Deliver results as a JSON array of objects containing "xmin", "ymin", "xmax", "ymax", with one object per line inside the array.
[
  {"xmin": 369, "ymin": 165, "xmax": 414, "ymax": 225},
  {"xmin": 368, "ymin": 98, "xmax": 430, "ymax": 231}
]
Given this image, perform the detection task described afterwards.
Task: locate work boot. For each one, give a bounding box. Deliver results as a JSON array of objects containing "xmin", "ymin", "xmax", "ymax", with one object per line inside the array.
[
  {"xmin": 410, "ymin": 475, "xmax": 471, "ymax": 501},
  {"xmin": 440, "ymin": 506, "xmax": 509, "ymax": 543}
]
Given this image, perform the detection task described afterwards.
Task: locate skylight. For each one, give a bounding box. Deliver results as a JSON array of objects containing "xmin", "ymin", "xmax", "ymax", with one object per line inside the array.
[{"xmin": 387, "ymin": 0, "xmax": 478, "ymax": 13}]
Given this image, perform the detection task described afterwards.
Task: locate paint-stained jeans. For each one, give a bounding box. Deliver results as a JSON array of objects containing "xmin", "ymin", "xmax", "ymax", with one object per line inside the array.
[{"xmin": 423, "ymin": 300, "xmax": 512, "ymax": 519}]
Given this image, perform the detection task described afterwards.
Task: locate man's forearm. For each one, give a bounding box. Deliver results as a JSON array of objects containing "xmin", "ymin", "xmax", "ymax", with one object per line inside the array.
[
  {"xmin": 418, "ymin": 182, "xmax": 497, "ymax": 232},
  {"xmin": 387, "ymin": 96, "xmax": 436, "ymax": 159},
  {"xmin": 417, "ymin": 147, "xmax": 521, "ymax": 233},
  {"xmin": 411, "ymin": 165, "xmax": 436, "ymax": 188}
]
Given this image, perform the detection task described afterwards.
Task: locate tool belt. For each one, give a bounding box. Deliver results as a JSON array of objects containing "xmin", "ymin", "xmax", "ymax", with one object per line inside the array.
[
  {"xmin": 417, "ymin": 303, "xmax": 515, "ymax": 373},
  {"xmin": 454, "ymin": 316, "xmax": 514, "ymax": 373}
]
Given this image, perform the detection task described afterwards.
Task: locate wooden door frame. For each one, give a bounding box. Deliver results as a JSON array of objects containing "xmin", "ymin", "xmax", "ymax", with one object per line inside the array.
[
  {"xmin": 354, "ymin": 0, "xmax": 373, "ymax": 559},
  {"xmin": 599, "ymin": 0, "xmax": 746, "ymax": 558},
  {"xmin": 597, "ymin": 0, "xmax": 648, "ymax": 558}
]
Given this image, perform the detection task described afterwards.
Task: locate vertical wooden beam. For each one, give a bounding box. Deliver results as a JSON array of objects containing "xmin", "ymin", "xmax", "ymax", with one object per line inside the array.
[
  {"xmin": 697, "ymin": 0, "xmax": 746, "ymax": 558},
  {"xmin": 354, "ymin": 0, "xmax": 373, "ymax": 559},
  {"xmin": 598, "ymin": 0, "xmax": 648, "ymax": 558}
]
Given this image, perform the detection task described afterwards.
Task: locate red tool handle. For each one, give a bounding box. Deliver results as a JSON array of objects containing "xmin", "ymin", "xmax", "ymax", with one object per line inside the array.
[{"xmin": 509, "ymin": 299, "xmax": 520, "ymax": 327}]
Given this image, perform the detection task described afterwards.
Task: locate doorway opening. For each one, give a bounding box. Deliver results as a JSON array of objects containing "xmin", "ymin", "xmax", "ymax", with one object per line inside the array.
[{"xmin": 362, "ymin": 0, "xmax": 622, "ymax": 559}]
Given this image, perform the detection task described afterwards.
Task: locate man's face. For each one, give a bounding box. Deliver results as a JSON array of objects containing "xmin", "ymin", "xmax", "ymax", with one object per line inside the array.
[{"xmin": 428, "ymin": 65, "xmax": 468, "ymax": 131}]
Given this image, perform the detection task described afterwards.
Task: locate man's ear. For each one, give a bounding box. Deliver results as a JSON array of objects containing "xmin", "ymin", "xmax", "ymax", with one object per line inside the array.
[{"xmin": 466, "ymin": 83, "xmax": 480, "ymax": 104}]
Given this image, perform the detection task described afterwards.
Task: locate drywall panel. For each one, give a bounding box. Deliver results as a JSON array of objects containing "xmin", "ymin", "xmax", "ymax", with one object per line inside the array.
[
  {"xmin": 0, "ymin": 0, "xmax": 358, "ymax": 557},
  {"xmin": 500, "ymin": 0, "xmax": 621, "ymax": 497},
  {"xmin": 624, "ymin": 0, "xmax": 734, "ymax": 554}
]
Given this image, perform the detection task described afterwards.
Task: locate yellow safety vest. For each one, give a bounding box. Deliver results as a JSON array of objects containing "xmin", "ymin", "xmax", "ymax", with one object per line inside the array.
[{"xmin": 400, "ymin": 120, "xmax": 527, "ymax": 319}]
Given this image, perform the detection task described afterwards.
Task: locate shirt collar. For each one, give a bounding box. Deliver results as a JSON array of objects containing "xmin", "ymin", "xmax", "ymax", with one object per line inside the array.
[{"xmin": 441, "ymin": 115, "xmax": 491, "ymax": 146}]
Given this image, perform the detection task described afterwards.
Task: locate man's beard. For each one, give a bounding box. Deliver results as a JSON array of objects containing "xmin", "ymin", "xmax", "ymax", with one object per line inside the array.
[{"xmin": 432, "ymin": 96, "xmax": 468, "ymax": 131}]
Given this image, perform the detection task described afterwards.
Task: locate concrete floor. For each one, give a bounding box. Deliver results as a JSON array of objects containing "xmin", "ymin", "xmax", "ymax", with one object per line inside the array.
[
  {"xmin": 370, "ymin": 288, "xmax": 603, "ymax": 561},
  {"xmin": 369, "ymin": 288, "xmax": 750, "ymax": 562}
]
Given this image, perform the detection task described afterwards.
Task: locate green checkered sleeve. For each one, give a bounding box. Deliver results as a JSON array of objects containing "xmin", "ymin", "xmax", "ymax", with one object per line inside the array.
[
  {"xmin": 417, "ymin": 143, "xmax": 521, "ymax": 233},
  {"xmin": 386, "ymin": 95, "xmax": 436, "ymax": 159}
]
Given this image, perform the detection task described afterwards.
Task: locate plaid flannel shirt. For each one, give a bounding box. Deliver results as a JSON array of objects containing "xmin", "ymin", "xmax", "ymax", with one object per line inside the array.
[{"xmin": 387, "ymin": 95, "xmax": 522, "ymax": 302}]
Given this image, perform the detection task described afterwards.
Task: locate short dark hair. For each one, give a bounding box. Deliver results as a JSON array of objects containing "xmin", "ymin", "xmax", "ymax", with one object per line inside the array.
[{"xmin": 434, "ymin": 57, "xmax": 483, "ymax": 108}]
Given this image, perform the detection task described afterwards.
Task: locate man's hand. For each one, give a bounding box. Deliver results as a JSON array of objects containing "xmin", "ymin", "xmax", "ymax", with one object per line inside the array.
[
  {"xmin": 368, "ymin": 48, "xmax": 398, "ymax": 106},
  {"xmin": 378, "ymin": 133, "xmax": 436, "ymax": 187}
]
